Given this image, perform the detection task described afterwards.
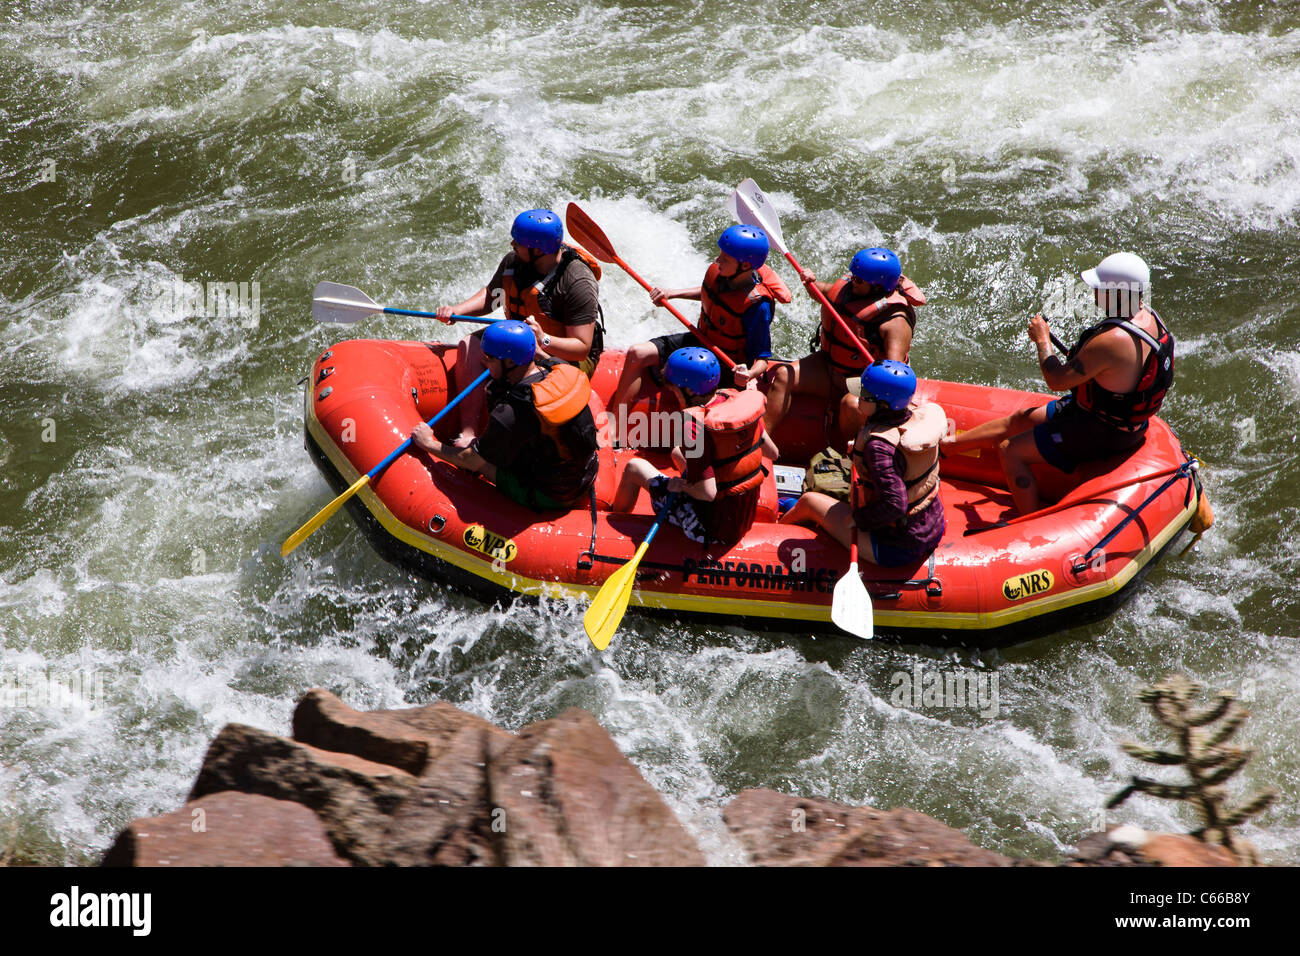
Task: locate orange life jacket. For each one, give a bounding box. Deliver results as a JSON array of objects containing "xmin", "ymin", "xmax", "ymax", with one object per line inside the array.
[
  {"xmin": 683, "ymin": 388, "xmax": 768, "ymax": 496},
  {"xmin": 850, "ymin": 402, "xmax": 945, "ymax": 520},
  {"xmin": 528, "ymin": 359, "xmax": 594, "ymax": 459},
  {"xmin": 818, "ymin": 274, "xmax": 925, "ymax": 376},
  {"xmin": 501, "ymin": 243, "xmax": 604, "ymax": 340},
  {"xmin": 697, "ymin": 263, "xmax": 792, "ymax": 364}
]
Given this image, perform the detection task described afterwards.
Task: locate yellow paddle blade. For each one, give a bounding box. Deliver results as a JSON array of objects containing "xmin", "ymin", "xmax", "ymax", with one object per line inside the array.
[
  {"xmin": 583, "ymin": 540, "xmax": 651, "ymax": 651},
  {"xmin": 281, "ymin": 474, "xmax": 371, "ymax": 557}
]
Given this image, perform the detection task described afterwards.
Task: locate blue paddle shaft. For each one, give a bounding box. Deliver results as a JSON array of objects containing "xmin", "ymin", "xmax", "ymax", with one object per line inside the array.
[
  {"xmin": 642, "ymin": 492, "xmax": 681, "ymax": 548},
  {"xmin": 366, "ymin": 369, "xmax": 493, "ymax": 479},
  {"xmin": 381, "ymin": 306, "xmax": 499, "ymax": 324}
]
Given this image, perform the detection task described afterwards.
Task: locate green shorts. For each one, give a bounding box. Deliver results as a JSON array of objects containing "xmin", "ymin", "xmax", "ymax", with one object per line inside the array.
[{"xmin": 494, "ymin": 465, "xmax": 570, "ymax": 512}]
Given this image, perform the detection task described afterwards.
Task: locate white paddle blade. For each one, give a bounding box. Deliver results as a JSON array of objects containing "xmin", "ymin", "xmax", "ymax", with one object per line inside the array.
[
  {"xmin": 831, "ymin": 562, "xmax": 874, "ymax": 639},
  {"xmin": 731, "ymin": 178, "xmax": 788, "ymax": 254},
  {"xmin": 312, "ymin": 281, "xmax": 380, "ymax": 324}
]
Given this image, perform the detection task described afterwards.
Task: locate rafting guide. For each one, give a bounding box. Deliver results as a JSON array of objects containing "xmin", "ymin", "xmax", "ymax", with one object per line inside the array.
[{"xmin": 49, "ymin": 886, "xmax": 151, "ymax": 936}]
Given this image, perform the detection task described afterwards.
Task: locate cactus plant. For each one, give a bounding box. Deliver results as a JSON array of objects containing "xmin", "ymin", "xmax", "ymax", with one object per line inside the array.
[{"xmin": 1108, "ymin": 674, "xmax": 1276, "ymax": 865}]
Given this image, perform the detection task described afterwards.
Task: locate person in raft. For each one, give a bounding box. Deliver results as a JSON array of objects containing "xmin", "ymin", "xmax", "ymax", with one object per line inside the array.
[
  {"xmin": 940, "ymin": 252, "xmax": 1174, "ymax": 514},
  {"xmin": 612, "ymin": 347, "xmax": 779, "ymax": 548},
  {"xmin": 410, "ymin": 320, "xmax": 599, "ymax": 512},
  {"xmin": 763, "ymin": 247, "xmax": 926, "ymax": 435},
  {"xmin": 436, "ymin": 208, "xmax": 604, "ymax": 446},
  {"xmin": 780, "ymin": 360, "xmax": 946, "ymax": 568},
  {"xmin": 608, "ymin": 224, "xmax": 791, "ymax": 441}
]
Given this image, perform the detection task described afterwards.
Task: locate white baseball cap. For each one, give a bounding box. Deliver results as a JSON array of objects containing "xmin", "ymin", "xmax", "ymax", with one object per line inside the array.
[{"xmin": 1081, "ymin": 252, "xmax": 1150, "ymax": 292}]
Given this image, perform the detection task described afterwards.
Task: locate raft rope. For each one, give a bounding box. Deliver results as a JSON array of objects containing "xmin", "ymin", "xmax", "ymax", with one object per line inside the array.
[{"xmin": 1070, "ymin": 457, "xmax": 1197, "ymax": 576}]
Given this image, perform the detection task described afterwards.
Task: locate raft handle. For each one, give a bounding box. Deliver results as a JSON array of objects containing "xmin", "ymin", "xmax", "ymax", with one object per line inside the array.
[
  {"xmin": 428, "ymin": 514, "xmax": 446, "ymax": 535},
  {"xmin": 576, "ymin": 550, "xmax": 594, "ymax": 571},
  {"xmin": 317, "ymin": 366, "xmax": 334, "ymax": 383}
]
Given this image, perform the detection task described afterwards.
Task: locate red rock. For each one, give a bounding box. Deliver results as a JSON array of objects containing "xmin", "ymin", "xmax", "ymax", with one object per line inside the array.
[
  {"xmin": 724, "ymin": 789, "xmax": 1016, "ymax": 867},
  {"xmin": 188, "ymin": 723, "xmax": 419, "ymax": 865},
  {"xmin": 489, "ymin": 708, "xmax": 705, "ymax": 866},
  {"xmin": 102, "ymin": 792, "xmax": 348, "ymax": 867}
]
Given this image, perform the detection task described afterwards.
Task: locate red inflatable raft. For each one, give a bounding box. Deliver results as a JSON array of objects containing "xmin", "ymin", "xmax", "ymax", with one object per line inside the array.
[{"xmin": 299, "ymin": 339, "xmax": 1208, "ymax": 647}]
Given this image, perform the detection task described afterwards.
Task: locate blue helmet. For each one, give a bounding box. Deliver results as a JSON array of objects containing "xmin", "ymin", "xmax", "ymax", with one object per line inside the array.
[
  {"xmin": 482, "ymin": 320, "xmax": 536, "ymax": 366},
  {"xmin": 860, "ymin": 359, "xmax": 915, "ymax": 411},
  {"xmin": 717, "ymin": 225, "xmax": 769, "ymax": 269},
  {"xmin": 850, "ymin": 247, "xmax": 901, "ymax": 293},
  {"xmin": 511, "ymin": 208, "xmax": 563, "ymax": 254},
  {"xmin": 664, "ymin": 347, "xmax": 720, "ymax": 395}
]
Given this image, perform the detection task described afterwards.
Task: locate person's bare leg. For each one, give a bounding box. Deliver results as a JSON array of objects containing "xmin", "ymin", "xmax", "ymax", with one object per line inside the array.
[
  {"xmin": 942, "ymin": 404, "xmax": 1046, "ymax": 454},
  {"xmin": 454, "ymin": 332, "xmax": 488, "ymax": 447},
  {"xmin": 610, "ymin": 342, "xmax": 661, "ymax": 443},
  {"xmin": 779, "ymin": 490, "xmax": 855, "ymax": 546},
  {"xmin": 998, "ymin": 429, "xmax": 1051, "ymax": 514},
  {"xmin": 612, "ymin": 459, "xmax": 658, "ymax": 512},
  {"xmin": 835, "ymin": 390, "xmax": 865, "ymax": 445},
  {"xmin": 764, "ymin": 352, "xmax": 831, "ymax": 434}
]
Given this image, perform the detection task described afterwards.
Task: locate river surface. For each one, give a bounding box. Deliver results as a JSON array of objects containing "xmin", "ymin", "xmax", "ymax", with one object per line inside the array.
[{"xmin": 1, "ymin": 0, "xmax": 1297, "ymax": 864}]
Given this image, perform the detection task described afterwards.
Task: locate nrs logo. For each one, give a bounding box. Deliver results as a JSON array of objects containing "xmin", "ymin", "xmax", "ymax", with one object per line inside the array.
[
  {"xmin": 463, "ymin": 525, "xmax": 517, "ymax": 564},
  {"xmin": 1002, "ymin": 569, "xmax": 1054, "ymax": 601}
]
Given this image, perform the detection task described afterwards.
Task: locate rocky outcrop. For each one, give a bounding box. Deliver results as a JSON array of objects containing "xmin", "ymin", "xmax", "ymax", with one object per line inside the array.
[
  {"xmin": 106, "ymin": 689, "xmax": 703, "ymax": 867},
  {"xmin": 722, "ymin": 788, "xmax": 1022, "ymax": 866},
  {"xmin": 102, "ymin": 691, "xmax": 1248, "ymax": 867}
]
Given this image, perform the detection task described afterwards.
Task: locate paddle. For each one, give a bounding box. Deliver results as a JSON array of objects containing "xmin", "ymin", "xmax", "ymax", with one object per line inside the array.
[
  {"xmin": 963, "ymin": 461, "xmax": 1187, "ymax": 536},
  {"xmin": 830, "ymin": 527, "xmax": 874, "ymax": 640},
  {"xmin": 564, "ymin": 203, "xmax": 737, "ymax": 370},
  {"xmin": 312, "ymin": 281, "xmax": 498, "ymax": 325},
  {"xmin": 728, "ymin": 179, "xmax": 874, "ymax": 362},
  {"xmin": 281, "ymin": 369, "xmax": 492, "ymax": 557},
  {"xmin": 583, "ymin": 494, "xmax": 679, "ymax": 650}
]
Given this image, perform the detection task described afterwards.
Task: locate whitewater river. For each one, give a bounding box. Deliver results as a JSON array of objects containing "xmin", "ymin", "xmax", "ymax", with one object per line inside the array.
[{"xmin": 1, "ymin": 0, "xmax": 1297, "ymax": 864}]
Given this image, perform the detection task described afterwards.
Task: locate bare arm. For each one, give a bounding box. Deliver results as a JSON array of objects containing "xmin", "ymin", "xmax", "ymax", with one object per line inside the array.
[
  {"xmin": 877, "ymin": 313, "xmax": 913, "ymax": 363},
  {"xmin": 668, "ymin": 444, "xmax": 717, "ymax": 501},
  {"xmin": 522, "ymin": 317, "xmax": 594, "ymax": 362},
  {"xmin": 649, "ymin": 286, "xmax": 704, "ymax": 304},
  {"xmin": 435, "ymin": 287, "xmax": 492, "ymax": 322},
  {"xmin": 1030, "ymin": 313, "xmax": 1120, "ymax": 391},
  {"xmin": 410, "ymin": 423, "xmax": 492, "ymax": 477}
]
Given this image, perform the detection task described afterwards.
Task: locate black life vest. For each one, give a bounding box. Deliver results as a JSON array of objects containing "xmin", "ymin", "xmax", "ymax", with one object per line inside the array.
[
  {"xmin": 488, "ymin": 356, "xmax": 599, "ymax": 503},
  {"xmin": 1070, "ymin": 308, "xmax": 1174, "ymax": 431}
]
